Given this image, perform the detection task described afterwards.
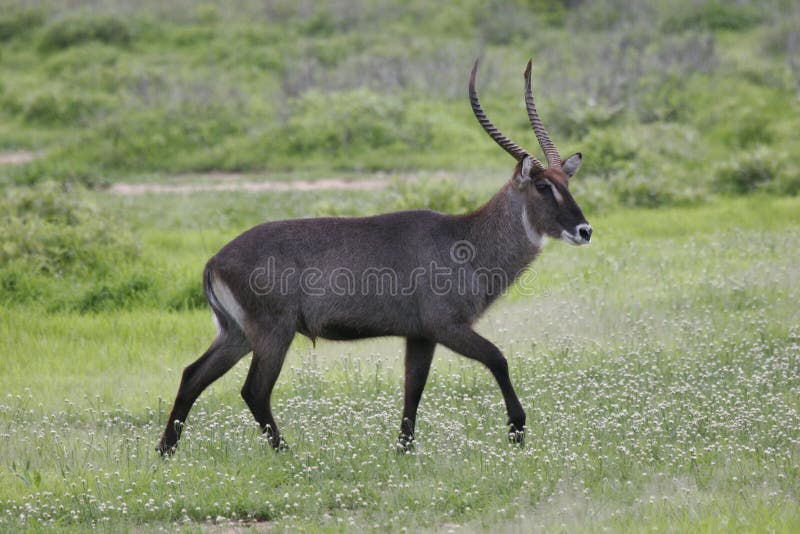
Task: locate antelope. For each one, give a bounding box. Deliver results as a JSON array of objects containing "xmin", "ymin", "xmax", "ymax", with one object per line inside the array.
[{"xmin": 157, "ymin": 59, "xmax": 592, "ymax": 455}]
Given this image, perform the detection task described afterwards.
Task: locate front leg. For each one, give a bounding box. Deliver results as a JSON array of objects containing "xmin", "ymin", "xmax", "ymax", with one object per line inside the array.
[
  {"xmin": 397, "ymin": 337, "xmax": 436, "ymax": 451},
  {"xmin": 435, "ymin": 326, "xmax": 526, "ymax": 443}
]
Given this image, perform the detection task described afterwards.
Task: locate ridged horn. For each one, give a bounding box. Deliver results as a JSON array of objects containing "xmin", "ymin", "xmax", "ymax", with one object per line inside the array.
[
  {"xmin": 524, "ymin": 59, "xmax": 561, "ymax": 169},
  {"xmin": 469, "ymin": 59, "xmax": 544, "ymax": 170}
]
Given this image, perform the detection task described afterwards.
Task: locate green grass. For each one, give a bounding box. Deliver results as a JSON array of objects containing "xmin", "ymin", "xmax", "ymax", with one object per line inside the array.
[
  {"xmin": 1, "ymin": 0, "xmax": 799, "ymax": 205},
  {"xmin": 1, "ymin": 194, "xmax": 798, "ymax": 531},
  {"xmin": 2, "ymin": 0, "xmax": 800, "ymax": 530}
]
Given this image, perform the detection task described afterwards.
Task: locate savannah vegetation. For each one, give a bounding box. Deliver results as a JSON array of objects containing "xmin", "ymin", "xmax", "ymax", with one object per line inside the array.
[{"xmin": 1, "ymin": 0, "xmax": 799, "ymax": 531}]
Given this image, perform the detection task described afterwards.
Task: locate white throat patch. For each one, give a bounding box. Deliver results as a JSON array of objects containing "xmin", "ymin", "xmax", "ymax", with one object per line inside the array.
[{"xmin": 521, "ymin": 205, "xmax": 545, "ymax": 249}]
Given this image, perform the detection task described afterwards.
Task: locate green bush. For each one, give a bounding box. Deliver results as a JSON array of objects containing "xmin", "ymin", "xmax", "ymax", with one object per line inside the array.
[
  {"xmin": 761, "ymin": 18, "xmax": 800, "ymax": 59},
  {"xmin": 0, "ymin": 182, "xmax": 139, "ymax": 276},
  {"xmin": 611, "ymin": 171, "xmax": 700, "ymax": 208},
  {"xmin": 712, "ymin": 147, "xmax": 782, "ymax": 195},
  {"xmin": 166, "ymin": 278, "xmax": 206, "ymax": 311},
  {"xmin": 0, "ymin": 267, "xmax": 43, "ymax": 304},
  {"xmin": 313, "ymin": 178, "xmax": 482, "ymax": 217},
  {"xmin": 717, "ymin": 109, "xmax": 773, "ymax": 148},
  {"xmin": 39, "ymin": 15, "xmax": 132, "ymax": 52},
  {"xmin": 567, "ymin": 176, "xmax": 619, "ymax": 215},
  {"xmin": 548, "ymin": 103, "xmax": 624, "ymax": 140},
  {"xmin": 0, "ymin": 0, "xmax": 790, "ymax": 194},
  {"xmin": 635, "ymin": 73, "xmax": 695, "ymax": 123},
  {"xmin": 6, "ymin": 158, "xmax": 102, "ymax": 188},
  {"xmin": 44, "ymin": 43, "xmax": 120, "ymax": 76},
  {"xmin": 662, "ymin": 1, "xmax": 763, "ymax": 32},
  {"xmin": 49, "ymin": 106, "xmax": 247, "ymax": 175},
  {"xmin": 0, "ymin": 8, "xmax": 44, "ymax": 42},
  {"xmin": 75, "ymin": 273, "xmax": 152, "ymax": 313},
  {"xmin": 286, "ymin": 89, "xmax": 433, "ymax": 159},
  {"xmin": 473, "ymin": 0, "xmax": 542, "ymax": 45},
  {"xmin": 21, "ymin": 91, "xmax": 112, "ymax": 126},
  {"xmin": 567, "ymin": 0, "xmax": 627, "ymax": 31},
  {"xmin": 578, "ymin": 128, "xmax": 639, "ymax": 178},
  {"xmin": 387, "ymin": 178, "xmax": 481, "ymax": 214},
  {"xmin": 772, "ymin": 169, "xmax": 800, "ymax": 196},
  {"xmin": 303, "ymin": 9, "xmax": 337, "ymax": 37},
  {"xmin": 170, "ymin": 26, "xmax": 216, "ymax": 47}
]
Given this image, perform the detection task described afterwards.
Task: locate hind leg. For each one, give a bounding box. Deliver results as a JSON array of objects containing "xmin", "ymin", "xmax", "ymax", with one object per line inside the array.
[
  {"xmin": 241, "ymin": 321, "xmax": 295, "ymax": 450},
  {"xmin": 158, "ymin": 329, "xmax": 250, "ymax": 456}
]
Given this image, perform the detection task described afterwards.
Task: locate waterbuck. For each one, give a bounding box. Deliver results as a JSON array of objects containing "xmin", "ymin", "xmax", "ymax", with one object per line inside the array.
[{"xmin": 157, "ymin": 59, "xmax": 592, "ymax": 455}]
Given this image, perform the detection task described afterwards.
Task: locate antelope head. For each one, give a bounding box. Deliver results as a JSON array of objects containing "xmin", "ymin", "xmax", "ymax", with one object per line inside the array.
[{"xmin": 470, "ymin": 59, "xmax": 592, "ymax": 246}]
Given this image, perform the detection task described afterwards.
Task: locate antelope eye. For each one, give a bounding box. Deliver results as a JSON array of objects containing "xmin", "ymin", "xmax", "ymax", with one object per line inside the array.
[{"xmin": 534, "ymin": 182, "xmax": 549, "ymax": 193}]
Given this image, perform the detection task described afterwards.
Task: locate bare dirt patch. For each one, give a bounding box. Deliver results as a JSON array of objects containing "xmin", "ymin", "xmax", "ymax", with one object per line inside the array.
[
  {"xmin": 0, "ymin": 151, "xmax": 39, "ymax": 165},
  {"xmin": 107, "ymin": 177, "xmax": 390, "ymax": 195}
]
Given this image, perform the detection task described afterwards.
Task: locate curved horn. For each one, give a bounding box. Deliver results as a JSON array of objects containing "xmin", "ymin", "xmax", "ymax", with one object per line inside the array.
[
  {"xmin": 524, "ymin": 59, "xmax": 561, "ymax": 169},
  {"xmin": 470, "ymin": 59, "xmax": 544, "ymax": 169}
]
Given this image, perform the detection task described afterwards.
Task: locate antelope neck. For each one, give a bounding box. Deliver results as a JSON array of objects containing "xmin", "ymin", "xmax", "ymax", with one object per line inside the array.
[{"xmin": 460, "ymin": 182, "xmax": 541, "ymax": 276}]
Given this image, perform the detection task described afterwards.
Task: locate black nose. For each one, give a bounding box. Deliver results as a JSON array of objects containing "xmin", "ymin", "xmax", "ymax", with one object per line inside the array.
[{"xmin": 578, "ymin": 225, "xmax": 592, "ymax": 242}]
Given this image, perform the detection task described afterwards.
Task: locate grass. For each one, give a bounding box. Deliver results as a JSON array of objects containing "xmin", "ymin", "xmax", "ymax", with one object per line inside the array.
[
  {"xmin": 1, "ymin": 0, "xmax": 799, "ymax": 530},
  {"xmin": 1, "ymin": 194, "xmax": 798, "ymax": 531},
  {"xmin": 1, "ymin": 0, "xmax": 799, "ymax": 205}
]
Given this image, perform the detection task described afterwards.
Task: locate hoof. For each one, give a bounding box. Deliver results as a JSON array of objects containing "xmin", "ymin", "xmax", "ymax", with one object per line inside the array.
[
  {"xmin": 396, "ymin": 433, "xmax": 415, "ymax": 453},
  {"xmin": 508, "ymin": 427, "xmax": 525, "ymax": 446},
  {"xmin": 265, "ymin": 431, "xmax": 288, "ymax": 452},
  {"xmin": 156, "ymin": 441, "xmax": 177, "ymax": 458}
]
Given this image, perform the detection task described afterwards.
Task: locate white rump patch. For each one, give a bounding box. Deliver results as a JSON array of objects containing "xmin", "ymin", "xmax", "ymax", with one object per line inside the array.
[
  {"xmin": 210, "ymin": 275, "xmax": 248, "ymax": 331},
  {"xmin": 522, "ymin": 205, "xmax": 545, "ymax": 249}
]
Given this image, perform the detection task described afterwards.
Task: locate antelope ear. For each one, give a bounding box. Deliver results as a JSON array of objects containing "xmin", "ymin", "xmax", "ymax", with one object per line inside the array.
[
  {"xmin": 514, "ymin": 156, "xmax": 535, "ymax": 190},
  {"xmin": 562, "ymin": 152, "xmax": 582, "ymax": 178}
]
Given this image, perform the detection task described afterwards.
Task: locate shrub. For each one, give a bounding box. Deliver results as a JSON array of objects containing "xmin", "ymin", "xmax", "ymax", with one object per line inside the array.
[
  {"xmin": 0, "ymin": 182, "xmax": 139, "ymax": 276},
  {"xmin": 610, "ymin": 171, "xmax": 701, "ymax": 208},
  {"xmin": 387, "ymin": 178, "xmax": 481, "ymax": 214},
  {"xmin": 0, "ymin": 8, "xmax": 44, "ymax": 42},
  {"xmin": 635, "ymin": 73, "xmax": 694, "ymax": 123},
  {"xmin": 311, "ymin": 198, "xmax": 367, "ymax": 217},
  {"xmin": 6, "ymin": 158, "xmax": 102, "ymax": 189},
  {"xmin": 312, "ymin": 178, "xmax": 481, "ymax": 217},
  {"xmin": 662, "ymin": 1, "xmax": 764, "ymax": 32},
  {"xmin": 761, "ymin": 17, "xmax": 800, "ymax": 62},
  {"xmin": 39, "ymin": 15, "xmax": 131, "ymax": 52},
  {"xmin": 285, "ymin": 89, "xmax": 433, "ymax": 159},
  {"xmin": 548, "ymin": 103, "xmax": 624, "ymax": 140},
  {"xmin": 473, "ymin": 0, "xmax": 544, "ymax": 45},
  {"xmin": 75, "ymin": 273, "xmax": 152, "ymax": 313},
  {"xmin": 568, "ymin": 176, "xmax": 619, "ymax": 215},
  {"xmin": 772, "ymin": 169, "xmax": 800, "ymax": 196},
  {"xmin": 577, "ymin": 128, "xmax": 639, "ymax": 178},
  {"xmin": 712, "ymin": 146, "xmax": 782, "ymax": 195},
  {"xmin": 303, "ymin": 9, "xmax": 337, "ymax": 37},
  {"xmin": 566, "ymin": 0, "xmax": 632, "ymax": 31},
  {"xmin": 719, "ymin": 111, "xmax": 773, "ymax": 148},
  {"xmin": 51, "ymin": 105, "xmax": 246, "ymax": 175},
  {"xmin": 44, "ymin": 43, "xmax": 120, "ymax": 76},
  {"xmin": 166, "ymin": 278, "xmax": 207, "ymax": 311},
  {"xmin": 22, "ymin": 91, "xmax": 112, "ymax": 126}
]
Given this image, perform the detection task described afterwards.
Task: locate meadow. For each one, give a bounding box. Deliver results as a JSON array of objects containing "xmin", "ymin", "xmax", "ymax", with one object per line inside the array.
[
  {"xmin": 1, "ymin": 192, "xmax": 798, "ymax": 532},
  {"xmin": 1, "ymin": 0, "xmax": 800, "ymax": 532}
]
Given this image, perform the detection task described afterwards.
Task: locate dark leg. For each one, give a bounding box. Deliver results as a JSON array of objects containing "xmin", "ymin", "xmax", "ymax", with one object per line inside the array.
[
  {"xmin": 435, "ymin": 326, "xmax": 526, "ymax": 443},
  {"xmin": 397, "ymin": 337, "xmax": 436, "ymax": 451},
  {"xmin": 158, "ymin": 330, "xmax": 251, "ymax": 456},
  {"xmin": 240, "ymin": 322, "xmax": 295, "ymax": 450}
]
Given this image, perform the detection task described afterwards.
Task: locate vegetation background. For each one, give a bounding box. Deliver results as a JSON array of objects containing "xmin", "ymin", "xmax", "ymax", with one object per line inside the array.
[{"xmin": 0, "ymin": 0, "xmax": 798, "ymax": 531}]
